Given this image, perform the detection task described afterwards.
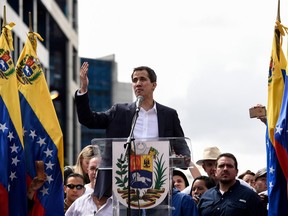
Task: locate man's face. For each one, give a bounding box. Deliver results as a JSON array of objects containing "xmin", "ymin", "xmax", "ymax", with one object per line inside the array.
[
  {"xmin": 254, "ymin": 176, "xmax": 267, "ymax": 193},
  {"xmin": 64, "ymin": 177, "xmax": 85, "ymax": 203},
  {"xmin": 202, "ymin": 160, "xmax": 216, "ymax": 179},
  {"xmin": 215, "ymin": 156, "xmax": 238, "ymax": 184},
  {"xmin": 132, "ymin": 70, "xmax": 156, "ymax": 99},
  {"xmin": 87, "ymin": 157, "xmax": 101, "ymax": 183}
]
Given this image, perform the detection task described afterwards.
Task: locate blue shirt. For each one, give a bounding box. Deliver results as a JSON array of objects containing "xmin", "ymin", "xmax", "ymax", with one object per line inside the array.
[
  {"xmin": 172, "ymin": 188, "xmax": 199, "ymax": 216},
  {"xmin": 198, "ymin": 180, "xmax": 266, "ymax": 216}
]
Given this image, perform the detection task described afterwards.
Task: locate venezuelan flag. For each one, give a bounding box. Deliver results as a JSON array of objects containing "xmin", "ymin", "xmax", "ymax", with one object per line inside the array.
[
  {"xmin": 266, "ymin": 21, "xmax": 288, "ymax": 216},
  {"xmin": 16, "ymin": 32, "xmax": 64, "ymax": 216},
  {"xmin": 0, "ymin": 22, "xmax": 27, "ymax": 216}
]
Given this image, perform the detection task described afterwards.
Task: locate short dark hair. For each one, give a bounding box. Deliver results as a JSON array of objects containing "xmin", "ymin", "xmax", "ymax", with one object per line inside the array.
[
  {"xmin": 64, "ymin": 173, "xmax": 85, "ymax": 185},
  {"xmin": 216, "ymin": 153, "xmax": 238, "ymax": 170},
  {"xmin": 131, "ymin": 66, "xmax": 157, "ymax": 82}
]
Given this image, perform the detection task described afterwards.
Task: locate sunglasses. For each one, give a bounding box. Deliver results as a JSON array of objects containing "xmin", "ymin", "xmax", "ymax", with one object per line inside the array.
[{"xmin": 66, "ymin": 184, "xmax": 84, "ymax": 190}]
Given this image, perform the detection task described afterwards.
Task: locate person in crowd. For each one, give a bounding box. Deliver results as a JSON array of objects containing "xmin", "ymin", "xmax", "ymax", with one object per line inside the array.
[
  {"xmin": 238, "ymin": 169, "xmax": 255, "ymax": 188},
  {"xmin": 64, "ymin": 173, "xmax": 86, "ymax": 213},
  {"xmin": 195, "ymin": 146, "xmax": 221, "ymax": 181},
  {"xmin": 64, "ymin": 144, "xmax": 100, "ymax": 184},
  {"xmin": 75, "ymin": 62, "xmax": 191, "ymax": 215},
  {"xmin": 27, "ymin": 175, "xmax": 47, "ymax": 214},
  {"xmin": 181, "ymin": 146, "xmax": 220, "ymax": 194},
  {"xmin": 173, "ymin": 169, "xmax": 189, "ymax": 192},
  {"xmin": 254, "ymin": 167, "xmax": 268, "ymax": 210},
  {"xmin": 84, "ymin": 156, "xmax": 101, "ymax": 195},
  {"xmin": 190, "ymin": 146, "xmax": 255, "ymax": 192},
  {"xmin": 172, "ymin": 187, "xmax": 199, "ymax": 216},
  {"xmin": 65, "ymin": 171, "xmax": 113, "ymax": 216},
  {"xmin": 254, "ymin": 168, "xmax": 267, "ymax": 194},
  {"xmin": 198, "ymin": 153, "xmax": 267, "ymax": 216},
  {"xmin": 190, "ymin": 175, "xmax": 215, "ymax": 204}
]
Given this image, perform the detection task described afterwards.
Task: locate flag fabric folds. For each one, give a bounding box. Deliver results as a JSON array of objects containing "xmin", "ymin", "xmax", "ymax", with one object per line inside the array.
[
  {"xmin": 16, "ymin": 32, "xmax": 64, "ymax": 216},
  {"xmin": 0, "ymin": 22, "xmax": 27, "ymax": 216},
  {"xmin": 266, "ymin": 21, "xmax": 288, "ymax": 216}
]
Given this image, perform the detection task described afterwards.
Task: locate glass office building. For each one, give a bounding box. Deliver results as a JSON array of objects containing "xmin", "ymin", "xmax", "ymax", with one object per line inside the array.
[{"xmin": 1, "ymin": 0, "xmax": 132, "ymax": 164}]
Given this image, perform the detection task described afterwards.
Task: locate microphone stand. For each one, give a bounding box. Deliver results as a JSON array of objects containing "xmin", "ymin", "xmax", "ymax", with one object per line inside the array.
[{"xmin": 121, "ymin": 108, "xmax": 140, "ymax": 216}]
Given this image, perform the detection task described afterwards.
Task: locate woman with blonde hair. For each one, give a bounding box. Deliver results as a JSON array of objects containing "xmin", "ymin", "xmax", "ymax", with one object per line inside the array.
[{"xmin": 64, "ymin": 145, "xmax": 100, "ymax": 184}]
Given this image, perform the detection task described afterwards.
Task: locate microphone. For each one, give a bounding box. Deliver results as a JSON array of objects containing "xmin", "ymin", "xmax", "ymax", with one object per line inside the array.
[{"xmin": 135, "ymin": 96, "xmax": 144, "ymax": 112}]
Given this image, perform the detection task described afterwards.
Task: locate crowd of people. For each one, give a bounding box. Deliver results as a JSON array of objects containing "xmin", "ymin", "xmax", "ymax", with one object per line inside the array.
[
  {"xmin": 60, "ymin": 144, "xmax": 268, "ymax": 215},
  {"xmin": 51, "ymin": 62, "xmax": 270, "ymax": 215}
]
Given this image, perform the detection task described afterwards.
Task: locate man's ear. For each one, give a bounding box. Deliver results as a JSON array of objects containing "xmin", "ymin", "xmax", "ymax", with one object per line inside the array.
[{"xmin": 152, "ymin": 82, "xmax": 157, "ymax": 90}]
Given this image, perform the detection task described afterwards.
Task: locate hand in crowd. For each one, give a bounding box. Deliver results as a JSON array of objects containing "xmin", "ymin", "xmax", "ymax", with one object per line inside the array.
[
  {"xmin": 27, "ymin": 175, "xmax": 47, "ymax": 200},
  {"xmin": 253, "ymin": 104, "xmax": 267, "ymax": 125}
]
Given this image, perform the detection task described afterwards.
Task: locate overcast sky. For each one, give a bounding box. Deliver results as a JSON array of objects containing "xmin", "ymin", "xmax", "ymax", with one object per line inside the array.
[{"xmin": 78, "ymin": 0, "xmax": 287, "ymax": 176}]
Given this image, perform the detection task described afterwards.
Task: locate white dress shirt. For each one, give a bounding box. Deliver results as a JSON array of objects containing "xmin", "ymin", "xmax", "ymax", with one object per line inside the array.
[
  {"xmin": 133, "ymin": 102, "xmax": 158, "ymax": 139},
  {"xmin": 65, "ymin": 194, "xmax": 113, "ymax": 216}
]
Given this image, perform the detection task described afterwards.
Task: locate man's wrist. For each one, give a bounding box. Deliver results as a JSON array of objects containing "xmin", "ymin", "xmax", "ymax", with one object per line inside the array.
[
  {"xmin": 77, "ymin": 88, "xmax": 87, "ymax": 95},
  {"xmin": 79, "ymin": 87, "xmax": 87, "ymax": 94}
]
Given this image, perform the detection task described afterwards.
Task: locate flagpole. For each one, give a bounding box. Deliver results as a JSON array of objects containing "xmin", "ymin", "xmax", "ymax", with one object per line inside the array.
[
  {"xmin": 276, "ymin": 0, "xmax": 281, "ymax": 22},
  {"xmin": 29, "ymin": 11, "xmax": 33, "ymax": 32},
  {"xmin": 28, "ymin": 12, "xmax": 33, "ymax": 42},
  {"xmin": 2, "ymin": 5, "xmax": 6, "ymax": 27}
]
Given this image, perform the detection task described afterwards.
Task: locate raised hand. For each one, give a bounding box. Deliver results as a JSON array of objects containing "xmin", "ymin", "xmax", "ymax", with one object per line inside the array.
[{"xmin": 80, "ymin": 62, "xmax": 89, "ymax": 93}]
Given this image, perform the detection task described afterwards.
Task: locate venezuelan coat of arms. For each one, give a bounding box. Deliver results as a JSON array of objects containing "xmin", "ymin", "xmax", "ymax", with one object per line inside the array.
[{"xmin": 113, "ymin": 140, "xmax": 170, "ymax": 209}]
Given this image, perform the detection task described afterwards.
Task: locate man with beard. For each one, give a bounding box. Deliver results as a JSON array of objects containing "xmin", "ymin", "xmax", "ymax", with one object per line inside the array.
[{"xmin": 198, "ymin": 153, "xmax": 266, "ymax": 216}]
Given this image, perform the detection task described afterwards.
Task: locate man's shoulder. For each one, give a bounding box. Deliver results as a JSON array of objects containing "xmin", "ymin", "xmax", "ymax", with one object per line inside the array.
[
  {"xmin": 203, "ymin": 186, "xmax": 217, "ymax": 194},
  {"xmin": 237, "ymin": 179, "xmax": 255, "ymax": 191},
  {"xmin": 199, "ymin": 186, "xmax": 218, "ymax": 200},
  {"xmin": 156, "ymin": 102, "xmax": 177, "ymax": 112},
  {"xmin": 74, "ymin": 193, "xmax": 93, "ymax": 204},
  {"xmin": 235, "ymin": 180, "xmax": 254, "ymax": 191},
  {"xmin": 233, "ymin": 181, "xmax": 260, "ymax": 199}
]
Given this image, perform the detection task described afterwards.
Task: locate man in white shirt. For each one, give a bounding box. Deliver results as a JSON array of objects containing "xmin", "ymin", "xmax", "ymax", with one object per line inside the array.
[
  {"xmin": 84, "ymin": 156, "xmax": 101, "ymax": 195},
  {"xmin": 75, "ymin": 63, "xmax": 191, "ymax": 215},
  {"xmin": 65, "ymin": 192, "xmax": 112, "ymax": 216}
]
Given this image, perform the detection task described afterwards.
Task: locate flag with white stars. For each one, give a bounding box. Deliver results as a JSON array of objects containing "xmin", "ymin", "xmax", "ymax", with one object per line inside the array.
[
  {"xmin": 0, "ymin": 21, "xmax": 28, "ymax": 216},
  {"xmin": 266, "ymin": 22, "xmax": 288, "ymax": 216},
  {"xmin": 16, "ymin": 32, "xmax": 64, "ymax": 216}
]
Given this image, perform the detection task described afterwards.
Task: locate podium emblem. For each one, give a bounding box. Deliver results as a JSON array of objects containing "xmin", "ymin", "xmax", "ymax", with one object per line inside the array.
[{"xmin": 113, "ymin": 140, "xmax": 169, "ymax": 209}]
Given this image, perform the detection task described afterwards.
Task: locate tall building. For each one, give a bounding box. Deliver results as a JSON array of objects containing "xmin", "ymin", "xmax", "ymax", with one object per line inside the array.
[{"xmin": 0, "ymin": 0, "xmax": 132, "ymax": 165}]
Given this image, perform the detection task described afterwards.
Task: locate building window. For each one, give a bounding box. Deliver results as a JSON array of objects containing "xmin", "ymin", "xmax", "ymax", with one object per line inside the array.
[{"xmin": 7, "ymin": 0, "xmax": 19, "ymax": 14}]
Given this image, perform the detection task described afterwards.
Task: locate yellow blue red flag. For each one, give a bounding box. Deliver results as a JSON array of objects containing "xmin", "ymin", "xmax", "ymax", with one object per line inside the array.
[
  {"xmin": 16, "ymin": 32, "xmax": 64, "ymax": 216},
  {"xmin": 0, "ymin": 22, "xmax": 28, "ymax": 216},
  {"xmin": 266, "ymin": 21, "xmax": 288, "ymax": 216}
]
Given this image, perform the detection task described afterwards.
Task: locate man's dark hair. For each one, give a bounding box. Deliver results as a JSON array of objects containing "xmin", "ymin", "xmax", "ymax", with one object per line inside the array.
[
  {"xmin": 216, "ymin": 153, "xmax": 238, "ymax": 170},
  {"xmin": 64, "ymin": 173, "xmax": 85, "ymax": 185},
  {"xmin": 132, "ymin": 66, "xmax": 157, "ymax": 82}
]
